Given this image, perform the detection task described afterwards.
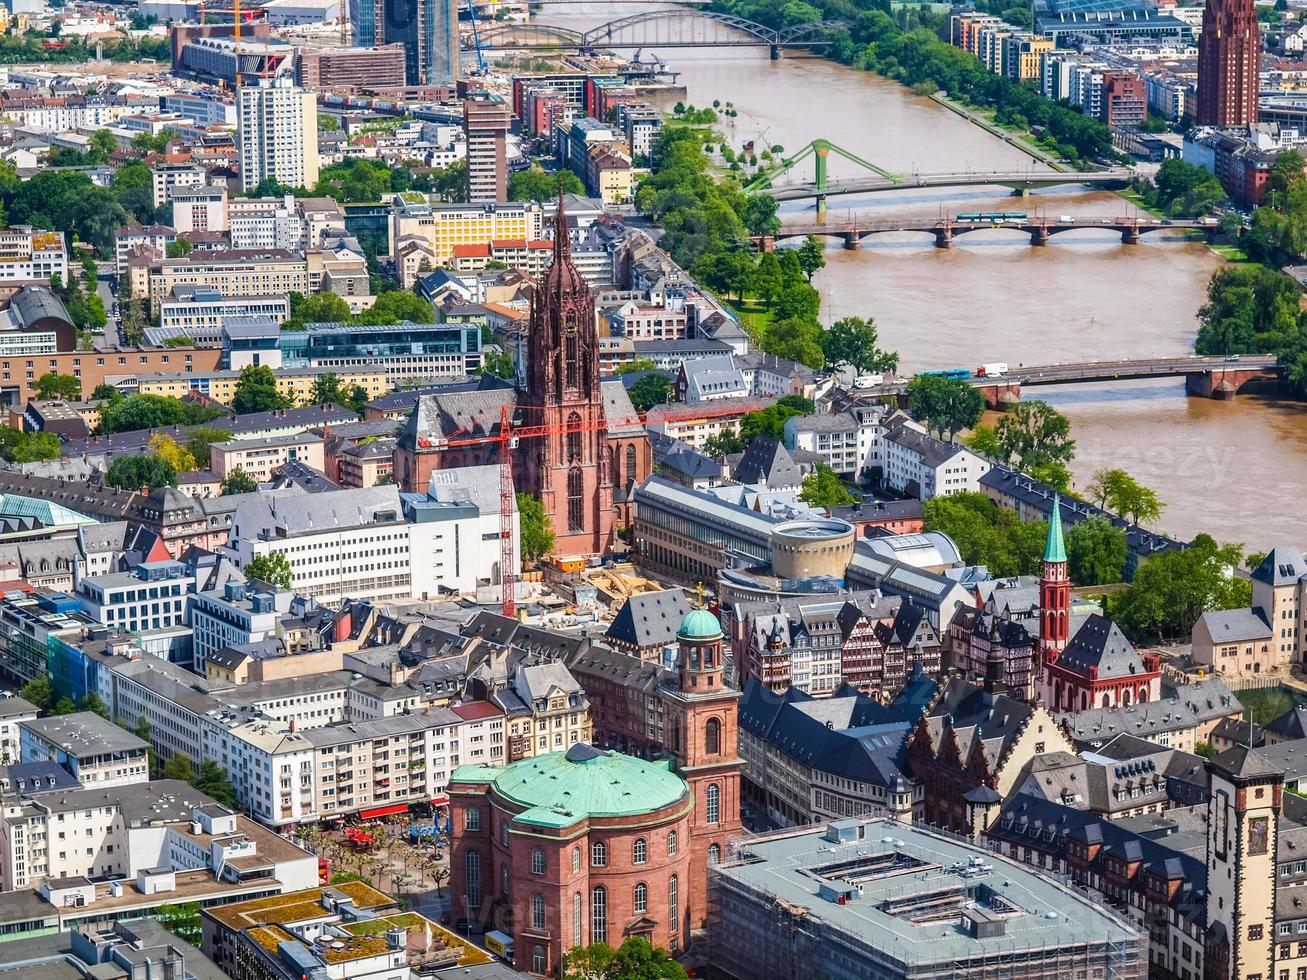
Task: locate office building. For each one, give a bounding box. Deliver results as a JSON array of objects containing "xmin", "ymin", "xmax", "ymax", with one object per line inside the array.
[
  {"xmin": 154, "ymin": 286, "xmax": 290, "ymax": 342},
  {"xmin": 463, "ymin": 93, "xmax": 510, "ymax": 203},
  {"xmin": 707, "ymin": 817, "xmax": 1146, "ymax": 980},
  {"xmin": 1198, "ymin": 0, "xmax": 1259, "ymax": 126},
  {"xmin": 238, "ymin": 78, "xmax": 320, "ymax": 193},
  {"xmin": 168, "ymin": 184, "xmax": 230, "ymax": 236},
  {"xmin": 19, "ymin": 711, "xmax": 151, "ymax": 789},
  {"xmin": 376, "ymin": 0, "xmax": 458, "ymax": 85},
  {"xmin": 297, "ymin": 43, "xmax": 407, "ymax": 90}
]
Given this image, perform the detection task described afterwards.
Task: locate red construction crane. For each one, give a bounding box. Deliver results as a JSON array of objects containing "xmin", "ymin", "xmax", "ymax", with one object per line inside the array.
[{"xmin": 427, "ymin": 398, "xmax": 765, "ymax": 619}]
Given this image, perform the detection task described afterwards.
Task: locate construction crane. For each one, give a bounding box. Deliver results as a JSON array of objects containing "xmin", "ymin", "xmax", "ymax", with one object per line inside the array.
[
  {"xmin": 428, "ymin": 399, "xmax": 764, "ymax": 618},
  {"xmin": 465, "ymin": 0, "xmax": 487, "ymax": 75},
  {"xmin": 233, "ymin": 0, "xmax": 242, "ymax": 87}
]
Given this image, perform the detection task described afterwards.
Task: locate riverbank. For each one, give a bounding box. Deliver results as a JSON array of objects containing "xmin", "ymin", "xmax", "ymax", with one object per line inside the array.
[{"xmin": 928, "ymin": 92, "xmax": 1066, "ymax": 171}]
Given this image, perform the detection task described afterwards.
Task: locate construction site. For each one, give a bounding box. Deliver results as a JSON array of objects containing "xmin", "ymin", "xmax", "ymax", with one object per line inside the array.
[{"xmin": 706, "ymin": 816, "xmax": 1147, "ymax": 980}]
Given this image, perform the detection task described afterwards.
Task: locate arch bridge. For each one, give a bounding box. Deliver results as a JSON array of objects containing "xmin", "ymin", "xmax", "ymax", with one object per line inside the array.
[{"xmin": 463, "ymin": 11, "xmax": 849, "ymax": 59}]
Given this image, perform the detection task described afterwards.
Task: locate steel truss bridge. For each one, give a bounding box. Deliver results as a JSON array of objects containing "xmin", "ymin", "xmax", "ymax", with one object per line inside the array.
[{"xmin": 460, "ymin": 11, "xmax": 849, "ymax": 58}]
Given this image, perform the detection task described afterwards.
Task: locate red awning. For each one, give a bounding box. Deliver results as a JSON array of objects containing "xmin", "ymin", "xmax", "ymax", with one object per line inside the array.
[
  {"xmin": 357, "ymin": 803, "xmax": 409, "ymax": 820},
  {"xmin": 429, "ymin": 794, "xmax": 449, "ymax": 807}
]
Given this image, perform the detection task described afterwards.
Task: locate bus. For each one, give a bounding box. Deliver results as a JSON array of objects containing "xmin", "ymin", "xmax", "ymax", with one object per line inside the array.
[
  {"xmin": 956, "ymin": 212, "xmax": 1027, "ymax": 223},
  {"xmin": 919, "ymin": 368, "xmax": 972, "ymax": 381}
]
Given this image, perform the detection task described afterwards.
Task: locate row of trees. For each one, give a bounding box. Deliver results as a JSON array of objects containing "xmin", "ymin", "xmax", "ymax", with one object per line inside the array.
[
  {"xmin": 1195, "ymin": 263, "xmax": 1307, "ymax": 397},
  {"xmin": 284, "ymin": 289, "xmax": 435, "ymax": 331},
  {"xmin": 7, "ymin": 157, "xmax": 165, "ymax": 253},
  {"xmin": 246, "ymin": 156, "xmax": 469, "ymax": 205},
  {"xmin": 1131, "ymin": 158, "xmax": 1228, "ymax": 217}
]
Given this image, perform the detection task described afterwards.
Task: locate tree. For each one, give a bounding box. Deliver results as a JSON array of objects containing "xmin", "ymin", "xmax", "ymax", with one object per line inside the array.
[
  {"xmin": 148, "ymin": 434, "xmax": 198, "ymax": 473},
  {"xmin": 821, "ymin": 316, "xmax": 899, "ymax": 375},
  {"xmin": 91, "ymin": 383, "xmax": 123, "ymax": 403},
  {"xmin": 106, "ymin": 454, "xmax": 177, "ymax": 490},
  {"xmin": 98, "ymin": 394, "xmax": 227, "ymax": 433},
  {"xmin": 88, "ymin": 128, "xmax": 117, "ymax": 163},
  {"xmin": 753, "ymin": 252, "xmax": 784, "ymax": 306},
  {"xmin": 923, "ymin": 492, "xmax": 1047, "ymax": 578},
  {"xmin": 563, "ymin": 937, "xmax": 687, "ymax": 980},
  {"xmin": 739, "ymin": 401, "xmax": 811, "ymax": 441},
  {"xmin": 21, "ymin": 676, "xmax": 52, "ymax": 711},
  {"xmin": 79, "ymin": 692, "xmax": 109, "ymax": 718},
  {"xmin": 52, "ymin": 697, "xmax": 77, "ymax": 715},
  {"xmin": 221, "ymin": 467, "xmax": 257, "ymax": 496},
  {"xmin": 702, "ymin": 430, "xmax": 746, "ymax": 457},
  {"xmin": 162, "ymin": 752, "xmax": 194, "ymax": 783},
  {"xmin": 517, "ymin": 492, "xmax": 555, "ymax": 561},
  {"xmin": 994, "ymin": 400, "xmax": 1076, "ymax": 471},
  {"xmin": 232, "ymin": 364, "xmax": 292, "ymax": 414},
  {"xmin": 507, "ymin": 167, "xmax": 585, "ymax": 202},
  {"xmin": 615, "ymin": 358, "xmax": 657, "ymax": 375},
  {"xmin": 34, "ymin": 372, "xmax": 81, "ymax": 401},
  {"xmin": 246, "ymin": 551, "xmax": 293, "ymax": 589},
  {"xmin": 357, "ymin": 291, "xmax": 435, "ymax": 325},
  {"xmin": 963, "ymin": 424, "xmax": 1005, "ymax": 461},
  {"xmin": 193, "ymin": 759, "xmax": 237, "ymax": 807},
  {"xmin": 629, "ymin": 373, "xmax": 672, "ymax": 411},
  {"xmin": 764, "ymin": 317, "xmax": 824, "ymax": 369},
  {"xmin": 156, "ymin": 902, "xmax": 203, "ymax": 947},
  {"xmin": 166, "ymin": 237, "xmax": 194, "ymax": 258},
  {"xmin": 799, "ymin": 462, "xmax": 856, "ymax": 509},
  {"xmin": 1108, "ymin": 534, "xmax": 1250, "ymax": 642},
  {"xmin": 0, "ymin": 428, "xmax": 61, "ymax": 463},
  {"xmin": 309, "ymin": 372, "xmax": 368, "ymax": 413},
  {"xmin": 187, "ymin": 426, "xmax": 232, "ymax": 466},
  {"xmin": 773, "ymin": 283, "xmax": 820, "ymax": 322},
  {"xmin": 1065, "ymin": 515, "xmax": 1127, "ymax": 586},
  {"xmin": 1094, "ymin": 469, "xmax": 1164, "ymax": 526},
  {"xmin": 905, "ymin": 375, "xmax": 984, "ymax": 441},
  {"xmin": 795, "ymin": 235, "xmax": 826, "ymax": 281},
  {"xmin": 288, "ymin": 291, "xmax": 352, "ymax": 327}
]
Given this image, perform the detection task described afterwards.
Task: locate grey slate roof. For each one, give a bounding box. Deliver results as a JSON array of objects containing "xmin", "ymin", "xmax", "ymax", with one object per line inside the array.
[
  {"xmin": 604, "ymin": 589, "xmax": 691, "ymax": 652},
  {"xmin": 1196, "ymin": 607, "xmax": 1272, "ymax": 643},
  {"xmin": 732, "ymin": 436, "xmax": 803, "ymax": 488},
  {"xmin": 1057, "ymin": 613, "xmax": 1146, "ymax": 680},
  {"xmin": 1267, "ymin": 705, "xmax": 1307, "ymax": 741},
  {"xmin": 1252, "ymin": 546, "xmax": 1307, "ymax": 586},
  {"xmin": 1057, "ymin": 677, "xmax": 1241, "ymax": 744}
]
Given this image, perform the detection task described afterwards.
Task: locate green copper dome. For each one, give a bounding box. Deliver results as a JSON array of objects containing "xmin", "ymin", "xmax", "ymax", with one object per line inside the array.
[
  {"xmin": 677, "ymin": 607, "xmax": 723, "ymax": 641},
  {"xmin": 466, "ymin": 745, "xmax": 688, "ymax": 828},
  {"xmin": 1044, "ymin": 494, "xmax": 1067, "ymax": 564}
]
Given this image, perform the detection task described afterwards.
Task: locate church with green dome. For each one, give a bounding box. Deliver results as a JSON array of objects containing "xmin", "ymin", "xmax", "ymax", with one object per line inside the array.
[{"xmin": 448, "ymin": 602, "xmax": 743, "ymax": 975}]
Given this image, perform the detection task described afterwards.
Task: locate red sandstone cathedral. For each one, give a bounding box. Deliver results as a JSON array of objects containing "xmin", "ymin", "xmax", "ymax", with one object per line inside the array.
[{"xmin": 394, "ymin": 196, "xmax": 651, "ymax": 558}]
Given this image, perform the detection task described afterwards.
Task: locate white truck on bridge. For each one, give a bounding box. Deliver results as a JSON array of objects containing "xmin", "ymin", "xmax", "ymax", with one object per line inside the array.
[{"xmin": 977, "ymin": 363, "xmax": 1008, "ymax": 377}]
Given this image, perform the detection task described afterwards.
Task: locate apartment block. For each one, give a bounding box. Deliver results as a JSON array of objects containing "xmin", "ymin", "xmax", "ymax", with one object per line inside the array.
[
  {"xmin": 19, "ymin": 711, "xmax": 151, "ymax": 789},
  {"xmin": 0, "ymin": 227, "xmax": 68, "ymax": 285},
  {"xmin": 209, "ymin": 433, "xmax": 326, "ymax": 481},
  {"xmin": 155, "ymin": 286, "xmax": 291, "ymax": 342},
  {"xmin": 146, "ymin": 251, "xmax": 310, "ymax": 313},
  {"xmin": 238, "ymin": 78, "xmax": 320, "ymax": 193},
  {"xmin": 150, "ymin": 163, "xmax": 208, "ymax": 209},
  {"xmin": 389, "ymin": 200, "xmax": 544, "ymax": 284},
  {"xmin": 169, "ymin": 184, "xmax": 230, "ymax": 235}
]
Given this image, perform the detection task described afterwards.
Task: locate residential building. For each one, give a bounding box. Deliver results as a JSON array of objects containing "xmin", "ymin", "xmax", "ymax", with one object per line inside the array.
[
  {"xmin": 463, "ymin": 93, "xmax": 509, "ymax": 204},
  {"xmin": 1101, "ymin": 71, "xmax": 1147, "ymax": 129},
  {"xmin": 0, "ymin": 226, "xmax": 67, "ymax": 285},
  {"xmin": 883, "ymin": 419, "xmax": 990, "ymax": 499},
  {"xmin": 238, "ymin": 78, "xmax": 320, "ymax": 193},
  {"xmin": 136, "ymin": 365, "xmax": 382, "ymax": 405},
  {"xmin": 146, "ymin": 251, "xmax": 310, "ymax": 313},
  {"xmin": 169, "ymin": 184, "xmax": 230, "ymax": 236},
  {"xmin": 1193, "ymin": 546, "xmax": 1307, "ymax": 674},
  {"xmin": 0, "ymin": 696, "xmax": 37, "ymax": 764},
  {"xmin": 1056, "ymin": 675, "xmax": 1244, "ymax": 752},
  {"xmin": 707, "ymin": 817, "xmax": 1145, "ymax": 980},
  {"xmin": 904, "ymin": 675, "xmax": 1073, "ymax": 833},
  {"xmin": 389, "ymin": 201, "xmax": 545, "ymax": 282},
  {"xmin": 150, "ymin": 163, "xmax": 207, "ymax": 209},
  {"xmin": 738, "ymin": 678, "xmax": 923, "ymax": 827},
  {"xmin": 115, "ymin": 225, "xmax": 175, "ymax": 276},
  {"xmin": 603, "ymin": 589, "xmax": 691, "ymax": 663},
  {"xmin": 209, "ymin": 433, "xmax": 326, "ymax": 481},
  {"xmin": 1198, "ymin": 0, "xmax": 1259, "ymax": 126},
  {"xmin": 190, "ymin": 577, "xmax": 295, "ymax": 674},
  {"xmin": 19, "ymin": 711, "xmax": 151, "ymax": 788}
]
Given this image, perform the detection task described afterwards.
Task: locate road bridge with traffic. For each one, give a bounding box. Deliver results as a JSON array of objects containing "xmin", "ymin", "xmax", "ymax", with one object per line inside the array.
[
  {"xmin": 865, "ymin": 357, "xmax": 1281, "ymax": 404},
  {"xmin": 758, "ymin": 215, "xmax": 1216, "ymax": 250}
]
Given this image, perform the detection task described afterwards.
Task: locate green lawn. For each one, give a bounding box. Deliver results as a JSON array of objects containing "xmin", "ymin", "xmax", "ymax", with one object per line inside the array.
[
  {"xmin": 727, "ymin": 299, "xmax": 774, "ymax": 339},
  {"xmin": 1116, "ymin": 189, "xmax": 1163, "ymax": 218},
  {"xmin": 1237, "ymin": 685, "xmax": 1306, "ymax": 725},
  {"xmin": 1210, "ymin": 243, "xmax": 1252, "ymax": 263}
]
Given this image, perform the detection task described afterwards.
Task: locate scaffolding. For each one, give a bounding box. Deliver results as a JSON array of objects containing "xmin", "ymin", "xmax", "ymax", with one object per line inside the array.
[{"xmin": 705, "ymin": 821, "xmax": 1148, "ymax": 980}]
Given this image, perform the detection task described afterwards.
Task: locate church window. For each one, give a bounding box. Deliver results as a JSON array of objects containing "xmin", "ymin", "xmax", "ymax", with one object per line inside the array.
[
  {"xmin": 568, "ymin": 468, "xmax": 584, "ymax": 532},
  {"xmin": 567, "ymin": 411, "xmax": 582, "ymax": 461},
  {"xmin": 566, "ymin": 331, "xmax": 579, "ymax": 390},
  {"xmin": 624, "ymin": 444, "xmax": 637, "ymax": 485}
]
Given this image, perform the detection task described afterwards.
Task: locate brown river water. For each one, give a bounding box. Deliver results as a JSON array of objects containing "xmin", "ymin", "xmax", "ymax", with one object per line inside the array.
[{"xmin": 535, "ymin": 7, "xmax": 1305, "ymax": 549}]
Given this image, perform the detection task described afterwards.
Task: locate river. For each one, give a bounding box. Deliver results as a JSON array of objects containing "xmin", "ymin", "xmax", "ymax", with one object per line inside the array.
[{"xmin": 530, "ymin": 8, "xmax": 1306, "ymax": 550}]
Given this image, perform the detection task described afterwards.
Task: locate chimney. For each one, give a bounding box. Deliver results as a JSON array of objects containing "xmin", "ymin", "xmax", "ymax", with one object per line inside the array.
[
  {"xmin": 334, "ymin": 610, "xmax": 350, "ymax": 644},
  {"xmin": 289, "ymin": 718, "xmax": 296, "ymax": 733}
]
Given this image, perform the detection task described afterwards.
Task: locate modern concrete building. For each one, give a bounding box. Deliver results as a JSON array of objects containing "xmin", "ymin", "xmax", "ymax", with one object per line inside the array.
[
  {"xmin": 462, "ymin": 93, "xmax": 510, "ymax": 204},
  {"xmin": 708, "ymin": 816, "xmax": 1146, "ymax": 980},
  {"xmin": 237, "ymin": 78, "xmax": 320, "ymax": 193}
]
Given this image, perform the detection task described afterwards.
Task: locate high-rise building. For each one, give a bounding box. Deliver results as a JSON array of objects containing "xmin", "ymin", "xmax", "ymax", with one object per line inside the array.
[
  {"xmin": 237, "ymin": 78, "xmax": 320, "ymax": 193},
  {"xmin": 1197, "ymin": 0, "xmax": 1260, "ymax": 127},
  {"xmin": 463, "ymin": 92, "xmax": 510, "ymax": 203},
  {"xmin": 369, "ymin": 0, "xmax": 458, "ymax": 86}
]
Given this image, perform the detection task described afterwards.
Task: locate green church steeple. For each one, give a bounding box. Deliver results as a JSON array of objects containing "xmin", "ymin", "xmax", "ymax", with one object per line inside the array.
[{"xmin": 1044, "ymin": 494, "xmax": 1067, "ymax": 564}]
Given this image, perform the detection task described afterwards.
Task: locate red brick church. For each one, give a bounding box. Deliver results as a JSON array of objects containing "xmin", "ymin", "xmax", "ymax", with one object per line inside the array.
[{"xmin": 393, "ymin": 196, "xmax": 651, "ymax": 557}]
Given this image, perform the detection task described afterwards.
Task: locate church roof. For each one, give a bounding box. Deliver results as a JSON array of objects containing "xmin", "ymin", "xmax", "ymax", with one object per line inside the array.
[
  {"xmin": 1044, "ymin": 494, "xmax": 1067, "ymax": 563},
  {"xmin": 1057, "ymin": 613, "xmax": 1146, "ymax": 680}
]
